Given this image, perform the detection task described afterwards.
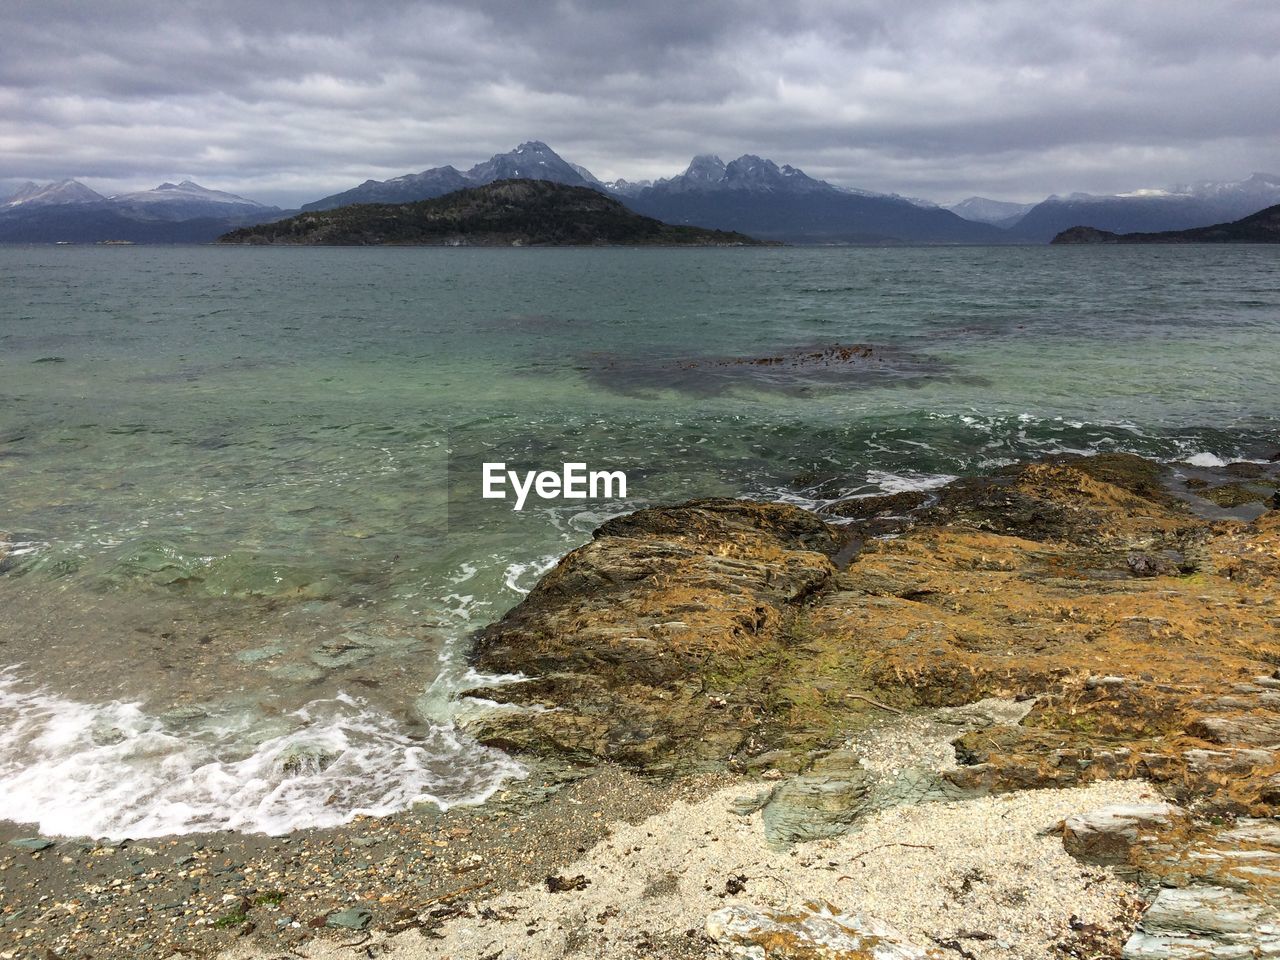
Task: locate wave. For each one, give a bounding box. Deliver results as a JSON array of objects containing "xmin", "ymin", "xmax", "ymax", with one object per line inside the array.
[{"xmin": 0, "ymin": 670, "xmax": 524, "ymax": 840}]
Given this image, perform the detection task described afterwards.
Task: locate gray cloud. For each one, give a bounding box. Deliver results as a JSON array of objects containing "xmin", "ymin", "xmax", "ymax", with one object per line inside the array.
[{"xmin": 1, "ymin": 0, "xmax": 1276, "ymax": 205}]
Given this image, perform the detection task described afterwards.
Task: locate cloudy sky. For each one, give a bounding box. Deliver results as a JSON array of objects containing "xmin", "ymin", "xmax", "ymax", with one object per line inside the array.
[{"xmin": 2, "ymin": 0, "xmax": 1278, "ymax": 207}]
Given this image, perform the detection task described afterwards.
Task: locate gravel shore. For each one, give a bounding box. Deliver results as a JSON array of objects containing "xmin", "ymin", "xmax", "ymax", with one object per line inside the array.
[
  {"xmin": 212, "ymin": 778, "xmax": 1153, "ymax": 960},
  {"xmin": 0, "ymin": 767, "xmax": 727, "ymax": 960}
]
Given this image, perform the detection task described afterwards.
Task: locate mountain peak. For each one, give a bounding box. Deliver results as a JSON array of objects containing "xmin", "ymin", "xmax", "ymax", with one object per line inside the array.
[
  {"xmin": 464, "ymin": 142, "xmax": 592, "ymax": 189},
  {"xmin": 682, "ymin": 155, "xmax": 726, "ymax": 183},
  {"xmin": 3, "ymin": 179, "xmax": 104, "ymax": 207}
]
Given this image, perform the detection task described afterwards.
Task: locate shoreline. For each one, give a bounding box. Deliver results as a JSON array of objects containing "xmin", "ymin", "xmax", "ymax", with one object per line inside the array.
[
  {"xmin": 3, "ymin": 451, "xmax": 1279, "ymax": 958},
  {"xmin": 0, "ymin": 765, "xmax": 728, "ymax": 959}
]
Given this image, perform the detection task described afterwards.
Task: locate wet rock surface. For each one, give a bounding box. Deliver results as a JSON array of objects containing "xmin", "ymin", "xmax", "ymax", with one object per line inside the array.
[
  {"xmin": 466, "ymin": 453, "xmax": 1280, "ymax": 819},
  {"xmin": 469, "ymin": 499, "xmax": 840, "ymax": 773}
]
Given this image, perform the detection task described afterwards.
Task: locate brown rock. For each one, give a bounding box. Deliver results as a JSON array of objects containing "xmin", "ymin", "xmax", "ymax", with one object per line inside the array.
[{"xmin": 1062, "ymin": 803, "xmax": 1186, "ymax": 866}]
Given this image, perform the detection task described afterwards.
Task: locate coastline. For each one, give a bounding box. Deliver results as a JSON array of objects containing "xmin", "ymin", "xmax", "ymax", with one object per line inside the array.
[{"xmin": 3, "ymin": 451, "xmax": 1279, "ymax": 959}]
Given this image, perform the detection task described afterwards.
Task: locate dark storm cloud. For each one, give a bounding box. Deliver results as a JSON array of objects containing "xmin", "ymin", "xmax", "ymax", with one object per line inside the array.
[{"xmin": 1, "ymin": 0, "xmax": 1277, "ymax": 205}]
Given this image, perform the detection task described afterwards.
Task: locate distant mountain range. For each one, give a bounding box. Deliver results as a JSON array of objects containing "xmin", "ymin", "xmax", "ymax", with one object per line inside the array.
[
  {"xmin": 5, "ymin": 144, "xmax": 1280, "ymax": 245},
  {"xmin": 223, "ymin": 179, "xmax": 764, "ymax": 246},
  {"xmin": 946, "ymin": 197, "xmax": 1037, "ymax": 227},
  {"xmin": 301, "ymin": 142, "xmax": 1005, "ymax": 244},
  {"xmin": 993, "ymin": 173, "xmax": 1280, "ymax": 242},
  {"xmin": 1051, "ymin": 202, "xmax": 1280, "ymax": 244},
  {"xmin": 0, "ymin": 179, "xmax": 282, "ymax": 242}
]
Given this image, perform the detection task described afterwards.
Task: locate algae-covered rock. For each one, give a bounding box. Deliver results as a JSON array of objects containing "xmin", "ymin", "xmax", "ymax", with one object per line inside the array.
[
  {"xmin": 469, "ymin": 455, "xmax": 1280, "ymax": 821},
  {"xmin": 467, "ymin": 499, "xmax": 840, "ymax": 772}
]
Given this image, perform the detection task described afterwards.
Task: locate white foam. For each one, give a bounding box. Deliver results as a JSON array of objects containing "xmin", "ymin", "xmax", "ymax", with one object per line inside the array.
[
  {"xmin": 865, "ymin": 469, "xmax": 958, "ymax": 495},
  {"xmin": 502, "ymin": 553, "xmax": 560, "ymax": 595},
  {"xmin": 0, "ymin": 671, "xmax": 524, "ymax": 840},
  {"xmin": 1185, "ymin": 452, "xmax": 1229, "ymax": 467}
]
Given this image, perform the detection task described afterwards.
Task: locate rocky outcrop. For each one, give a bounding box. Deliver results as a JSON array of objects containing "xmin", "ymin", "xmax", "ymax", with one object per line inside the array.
[
  {"xmin": 466, "ymin": 453, "xmax": 1280, "ymax": 819},
  {"xmin": 469, "ymin": 499, "xmax": 839, "ymax": 773},
  {"xmin": 1062, "ymin": 803, "xmax": 1187, "ymax": 867},
  {"xmin": 1122, "ymin": 886, "xmax": 1280, "ymax": 959},
  {"xmin": 464, "ymin": 452, "xmax": 1280, "ymax": 956}
]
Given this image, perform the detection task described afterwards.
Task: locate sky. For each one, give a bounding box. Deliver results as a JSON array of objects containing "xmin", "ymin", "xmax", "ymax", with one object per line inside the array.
[{"xmin": 1, "ymin": 0, "xmax": 1278, "ymax": 208}]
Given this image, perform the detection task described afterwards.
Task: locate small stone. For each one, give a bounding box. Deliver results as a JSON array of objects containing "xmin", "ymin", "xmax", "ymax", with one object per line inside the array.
[
  {"xmin": 8, "ymin": 838, "xmax": 53, "ymax": 852},
  {"xmin": 326, "ymin": 906, "xmax": 372, "ymax": 930},
  {"xmin": 1085, "ymin": 675, "xmax": 1127, "ymax": 690}
]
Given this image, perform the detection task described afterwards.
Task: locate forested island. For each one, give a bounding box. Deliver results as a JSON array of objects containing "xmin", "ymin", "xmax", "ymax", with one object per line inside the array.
[{"xmin": 218, "ymin": 179, "xmax": 763, "ymax": 246}]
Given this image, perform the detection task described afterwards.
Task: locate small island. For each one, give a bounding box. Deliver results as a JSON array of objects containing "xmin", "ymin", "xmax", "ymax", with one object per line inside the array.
[
  {"xmin": 218, "ymin": 179, "xmax": 764, "ymax": 246},
  {"xmin": 1051, "ymin": 202, "xmax": 1280, "ymax": 243}
]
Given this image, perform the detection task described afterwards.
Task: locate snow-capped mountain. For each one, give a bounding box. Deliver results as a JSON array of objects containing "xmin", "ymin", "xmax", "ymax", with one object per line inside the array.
[
  {"xmin": 301, "ymin": 166, "xmax": 471, "ymax": 212},
  {"xmin": 3, "ymin": 179, "xmax": 105, "ymax": 207},
  {"xmin": 108, "ymin": 180, "xmax": 279, "ymax": 221},
  {"xmin": 463, "ymin": 141, "xmax": 595, "ymax": 188},
  {"xmin": 1178, "ymin": 172, "xmax": 1280, "ymax": 205},
  {"xmin": 624, "ymin": 154, "xmax": 1005, "ymax": 244},
  {"xmin": 0, "ymin": 178, "xmax": 283, "ymax": 243},
  {"xmin": 646, "ymin": 155, "xmax": 830, "ymax": 195},
  {"xmin": 1009, "ymin": 173, "xmax": 1280, "ymax": 242},
  {"xmin": 948, "ymin": 197, "xmax": 1036, "ymax": 226},
  {"xmin": 303, "ymin": 142, "xmax": 598, "ymax": 212},
  {"xmin": 603, "ymin": 178, "xmax": 653, "ymax": 197}
]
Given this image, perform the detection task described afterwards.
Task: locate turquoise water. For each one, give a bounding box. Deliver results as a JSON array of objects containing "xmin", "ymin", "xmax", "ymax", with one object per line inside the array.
[{"xmin": 1, "ymin": 245, "xmax": 1277, "ymax": 837}]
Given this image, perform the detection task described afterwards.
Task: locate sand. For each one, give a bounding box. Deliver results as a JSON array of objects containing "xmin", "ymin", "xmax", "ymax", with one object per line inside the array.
[{"xmin": 218, "ymin": 777, "xmax": 1154, "ymax": 960}]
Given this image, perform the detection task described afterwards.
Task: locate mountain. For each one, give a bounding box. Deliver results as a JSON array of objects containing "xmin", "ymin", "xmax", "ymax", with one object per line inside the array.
[
  {"xmin": 0, "ymin": 178, "xmax": 284, "ymax": 243},
  {"xmin": 301, "ymin": 166, "xmax": 470, "ymax": 212},
  {"xmin": 603, "ymin": 178, "xmax": 653, "ymax": 197},
  {"xmin": 3, "ymin": 179, "xmax": 105, "ymax": 207},
  {"xmin": 1009, "ymin": 173, "xmax": 1280, "ymax": 242},
  {"xmin": 464, "ymin": 141, "xmax": 595, "ymax": 188},
  {"xmin": 948, "ymin": 196, "xmax": 1036, "ymax": 227},
  {"xmin": 622, "ymin": 154, "xmax": 1007, "ymax": 244},
  {"xmin": 1051, "ymin": 203, "xmax": 1280, "ymax": 244},
  {"xmin": 107, "ymin": 180, "xmax": 278, "ymax": 222},
  {"xmin": 303, "ymin": 141, "xmax": 597, "ymax": 212},
  {"xmin": 219, "ymin": 179, "xmax": 764, "ymax": 246}
]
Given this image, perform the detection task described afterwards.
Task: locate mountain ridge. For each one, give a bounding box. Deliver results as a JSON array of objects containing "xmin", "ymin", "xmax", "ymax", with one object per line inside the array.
[
  {"xmin": 1050, "ymin": 202, "xmax": 1280, "ymax": 244},
  {"xmin": 8, "ymin": 151, "xmax": 1280, "ymax": 245},
  {"xmin": 219, "ymin": 179, "xmax": 765, "ymax": 247},
  {"xmin": 0, "ymin": 178, "xmax": 284, "ymax": 243}
]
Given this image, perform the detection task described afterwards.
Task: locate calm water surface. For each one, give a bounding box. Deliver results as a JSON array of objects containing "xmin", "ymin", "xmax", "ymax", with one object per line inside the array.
[{"xmin": 1, "ymin": 245, "xmax": 1277, "ymax": 836}]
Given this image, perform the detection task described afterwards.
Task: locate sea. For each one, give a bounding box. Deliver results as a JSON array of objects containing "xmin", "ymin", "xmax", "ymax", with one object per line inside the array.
[{"xmin": 1, "ymin": 244, "xmax": 1276, "ymax": 839}]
